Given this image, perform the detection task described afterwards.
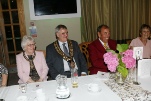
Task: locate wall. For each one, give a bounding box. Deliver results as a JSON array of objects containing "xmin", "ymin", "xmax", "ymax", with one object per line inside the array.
[{"xmin": 23, "ymin": 0, "xmax": 81, "ymax": 50}]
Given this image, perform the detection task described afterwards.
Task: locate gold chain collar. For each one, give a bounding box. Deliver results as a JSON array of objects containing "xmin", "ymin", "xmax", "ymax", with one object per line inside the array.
[
  {"xmin": 23, "ymin": 51, "xmax": 36, "ymax": 61},
  {"xmin": 54, "ymin": 39, "xmax": 73, "ymax": 62}
]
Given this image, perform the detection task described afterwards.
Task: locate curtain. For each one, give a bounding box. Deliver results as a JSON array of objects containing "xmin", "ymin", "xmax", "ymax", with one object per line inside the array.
[{"xmin": 81, "ymin": 0, "xmax": 151, "ymax": 42}]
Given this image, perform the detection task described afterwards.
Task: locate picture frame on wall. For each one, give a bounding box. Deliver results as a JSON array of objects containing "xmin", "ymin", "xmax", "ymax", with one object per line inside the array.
[{"xmin": 28, "ymin": 0, "xmax": 81, "ymax": 20}]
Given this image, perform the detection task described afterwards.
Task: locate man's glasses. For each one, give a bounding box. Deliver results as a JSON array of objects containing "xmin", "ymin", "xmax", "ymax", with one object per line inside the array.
[{"xmin": 27, "ymin": 43, "xmax": 36, "ymax": 47}]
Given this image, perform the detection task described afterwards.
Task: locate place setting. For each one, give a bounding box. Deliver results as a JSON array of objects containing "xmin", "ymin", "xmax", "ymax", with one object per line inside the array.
[{"xmin": 16, "ymin": 82, "xmax": 49, "ymax": 101}]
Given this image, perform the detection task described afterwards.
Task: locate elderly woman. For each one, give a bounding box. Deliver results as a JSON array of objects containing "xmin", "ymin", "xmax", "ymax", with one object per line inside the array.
[
  {"xmin": 0, "ymin": 63, "xmax": 8, "ymax": 87},
  {"xmin": 129, "ymin": 24, "xmax": 151, "ymax": 58},
  {"xmin": 16, "ymin": 35, "xmax": 49, "ymax": 83}
]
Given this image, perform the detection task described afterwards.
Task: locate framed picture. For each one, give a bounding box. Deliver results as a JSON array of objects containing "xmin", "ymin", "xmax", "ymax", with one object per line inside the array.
[
  {"xmin": 28, "ymin": 0, "xmax": 81, "ymax": 20},
  {"xmin": 29, "ymin": 26, "xmax": 37, "ymax": 37}
]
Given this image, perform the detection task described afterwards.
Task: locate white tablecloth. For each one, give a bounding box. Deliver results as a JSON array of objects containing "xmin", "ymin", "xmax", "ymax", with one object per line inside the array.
[{"xmin": 0, "ymin": 75, "xmax": 151, "ymax": 101}]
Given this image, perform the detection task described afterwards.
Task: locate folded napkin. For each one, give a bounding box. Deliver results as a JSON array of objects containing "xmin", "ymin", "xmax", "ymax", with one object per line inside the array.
[
  {"xmin": 16, "ymin": 96, "xmax": 27, "ymax": 101},
  {"xmin": 138, "ymin": 59, "xmax": 151, "ymax": 78},
  {"xmin": 36, "ymin": 89, "xmax": 46, "ymax": 101}
]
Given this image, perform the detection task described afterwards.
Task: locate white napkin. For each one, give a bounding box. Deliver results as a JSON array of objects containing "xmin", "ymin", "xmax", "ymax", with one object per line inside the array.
[
  {"xmin": 138, "ymin": 59, "xmax": 151, "ymax": 77},
  {"xmin": 16, "ymin": 96, "xmax": 27, "ymax": 101},
  {"xmin": 36, "ymin": 89, "xmax": 46, "ymax": 101}
]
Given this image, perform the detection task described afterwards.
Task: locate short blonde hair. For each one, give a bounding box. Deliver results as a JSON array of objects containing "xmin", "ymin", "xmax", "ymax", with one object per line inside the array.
[{"xmin": 21, "ymin": 35, "xmax": 35, "ymax": 51}]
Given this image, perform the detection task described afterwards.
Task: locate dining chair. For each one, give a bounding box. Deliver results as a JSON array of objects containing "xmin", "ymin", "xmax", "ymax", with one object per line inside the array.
[{"xmin": 79, "ymin": 42, "xmax": 92, "ymax": 70}]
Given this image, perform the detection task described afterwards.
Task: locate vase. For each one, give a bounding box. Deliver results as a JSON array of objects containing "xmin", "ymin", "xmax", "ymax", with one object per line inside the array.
[
  {"xmin": 115, "ymin": 72, "xmax": 126, "ymax": 85},
  {"xmin": 109, "ymin": 72, "xmax": 116, "ymax": 79},
  {"xmin": 127, "ymin": 68, "xmax": 135, "ymax": 84}
]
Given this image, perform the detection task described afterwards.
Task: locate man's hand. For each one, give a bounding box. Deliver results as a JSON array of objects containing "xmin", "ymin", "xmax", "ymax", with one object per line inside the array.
[{"xmin": 81, "ymin": 74, "xmax": 87, "ymax": 76}]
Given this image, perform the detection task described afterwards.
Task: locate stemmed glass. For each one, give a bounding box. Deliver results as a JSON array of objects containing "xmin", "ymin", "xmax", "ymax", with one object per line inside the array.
[{"xmin": 19, "ymin": 83, "xmax": 27, "ymax": 93}]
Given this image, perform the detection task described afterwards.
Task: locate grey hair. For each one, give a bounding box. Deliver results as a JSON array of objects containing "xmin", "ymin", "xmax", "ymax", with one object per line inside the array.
[
  {"xmin": 21, "ymin": 35, "xmax": 35, "ymax": 51},
  {"xmin": 55, "ymin": 24, "xmax": 67, "ymax": 39}
]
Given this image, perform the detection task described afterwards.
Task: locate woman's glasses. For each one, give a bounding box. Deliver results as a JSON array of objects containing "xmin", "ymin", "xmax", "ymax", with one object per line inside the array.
[{"xmin": 27, "ymin": 43, "xmax": 36, "ymax": 47}]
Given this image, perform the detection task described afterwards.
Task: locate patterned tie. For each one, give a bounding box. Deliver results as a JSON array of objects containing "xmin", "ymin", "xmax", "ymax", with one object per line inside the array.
[
  {"xmin": 62, "ymin": 43, "xmax": 69, "ymax": 56},
  {"xmin": 62, "ymin": 43, "xmax": 72, "ymax": 69},
  {"xmin": 104, "ymin": 43, "xmax": 109, "ymax": 49}
]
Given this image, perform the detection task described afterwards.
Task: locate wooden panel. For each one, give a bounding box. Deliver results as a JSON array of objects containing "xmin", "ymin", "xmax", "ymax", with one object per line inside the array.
[
  {"xmin": 0, "ymin": 0, "xmax": 26, "ymax": 68},
  {"xmin": 17, "ymin": 0, "xmax": 26, "ymax": 38}
]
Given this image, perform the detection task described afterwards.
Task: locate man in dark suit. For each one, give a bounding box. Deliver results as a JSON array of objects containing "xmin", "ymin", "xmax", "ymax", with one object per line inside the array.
[
  {"xmin": 46, "ymin": 24, "xmax": 88, "ymax": 80},
  {"xmin": 88, "ymin": 24, "xmax": 117, "ymax": 74}
]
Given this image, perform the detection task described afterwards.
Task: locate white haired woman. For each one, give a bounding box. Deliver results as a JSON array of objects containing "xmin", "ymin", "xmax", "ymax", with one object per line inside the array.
[
  {"xmin": 0, "ymin": 63, "xmax": 8, "ymax": 87},
  {"xmin": 16, "ymin": 35, "xmax": 49, "ymax": 83}
]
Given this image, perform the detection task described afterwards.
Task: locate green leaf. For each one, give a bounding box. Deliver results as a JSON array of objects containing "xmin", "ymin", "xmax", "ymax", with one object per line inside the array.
[
  {"xmin": 106, "ymin": 49, "xmax": 116, "ymax": 53},
  {"xmin": 117, "ymin": 65, "xmax": 128, "ymax": 78},
  {"xmin": 117, "ymin": 44, "xmax": 129, "ymax": 53}
]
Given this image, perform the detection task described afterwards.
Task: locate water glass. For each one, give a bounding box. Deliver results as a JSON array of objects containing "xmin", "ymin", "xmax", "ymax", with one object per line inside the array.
[
  {"xmin": 19, "ymin": 83, "xmax": 27, "ymax": 93},
  {"xmin": 127, "ymin": 68, "xmax": 135, "ymax": 84},
  {"xmin": 71, "ymin": 76, "xmax": 78, "ymax": 88},
  {"xmin": 71, "ymin": 68, "xmax": 78, "ymax": 88},
  {"xmin": 109, "ymin": 72, "xmax": 116, "ymax": 79}
]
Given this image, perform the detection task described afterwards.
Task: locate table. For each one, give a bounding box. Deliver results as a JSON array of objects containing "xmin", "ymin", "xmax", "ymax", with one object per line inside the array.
[{"xmin": 0, "ymin": 75, "xmax": 151, "ymax": 101}]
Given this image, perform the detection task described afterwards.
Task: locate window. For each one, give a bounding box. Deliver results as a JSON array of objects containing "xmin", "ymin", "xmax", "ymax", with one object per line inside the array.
[{"xmin": 29, "ymin": 0, "xmax": 81, "ymax": 20}]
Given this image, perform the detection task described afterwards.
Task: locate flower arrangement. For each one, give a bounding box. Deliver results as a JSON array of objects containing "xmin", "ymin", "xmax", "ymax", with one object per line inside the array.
[{"xmin": 103, "ymin": 44, "xmax": 136, "ymax": 78}]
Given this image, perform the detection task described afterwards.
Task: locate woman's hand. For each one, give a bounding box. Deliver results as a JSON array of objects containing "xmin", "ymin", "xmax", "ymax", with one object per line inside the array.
[
  {"xmin": 27, "ymin": 78, "xmax": 35, "ymax": 83},
  {"xmin": 36, "ymin": 78, "xmax": 43, "ymax": 82}
]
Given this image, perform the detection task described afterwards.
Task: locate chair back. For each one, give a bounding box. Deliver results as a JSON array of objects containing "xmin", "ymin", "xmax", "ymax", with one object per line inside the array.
[
  {"xmin": 126, "ymin": 39, "xmax": 132, "ymax": 45},
  {"xmin": 79, "ymin": 42, "xmax": 92, "ymax": 69}
]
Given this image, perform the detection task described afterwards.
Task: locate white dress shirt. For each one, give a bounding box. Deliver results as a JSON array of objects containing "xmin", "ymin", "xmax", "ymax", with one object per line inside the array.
[{"xmin": 99, "ymin": 38, "xmax": 110, "ymax": 49}]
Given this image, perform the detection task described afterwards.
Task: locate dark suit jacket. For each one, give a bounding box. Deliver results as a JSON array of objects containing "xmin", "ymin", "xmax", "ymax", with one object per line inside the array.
[
  {"xmin": 88, "ymin": 39, "xmax": 117, "ymax": 74},
  {"xmin": 46, "ymin": 40, "xmax": 88, "ymax": 80}
]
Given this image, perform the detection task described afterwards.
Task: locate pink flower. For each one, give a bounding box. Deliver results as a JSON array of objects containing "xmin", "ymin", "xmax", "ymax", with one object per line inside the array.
[
  {"xmin": 104, "ymin": 49, "xmax": 136, "ymax": 72},
  {"xmin": 122, "ymin": 56, "xmax": 136, "ymax": 69},
  {"xmin": 121, "ymin": 49, "xmax": 136, "ymax": 68},
  {"xmin": 103, "ymin": 52, "xmax": 119, "ymax": 72},
  {"xmin": 122, "ymin": 49, "xmax": 133, "ymax": 57}
]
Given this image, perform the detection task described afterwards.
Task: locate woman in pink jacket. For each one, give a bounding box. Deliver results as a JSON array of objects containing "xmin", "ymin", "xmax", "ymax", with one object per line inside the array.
[
  {"xmin": 130, "ymin": 24, "xmax": 151, "ymax": 59},
  {"xmin": 16, "ymin": 35, "xmax": 49, "ymax": 83}
]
